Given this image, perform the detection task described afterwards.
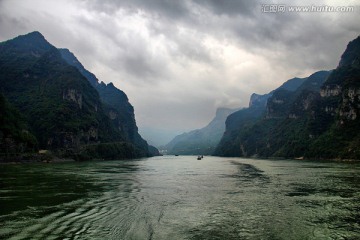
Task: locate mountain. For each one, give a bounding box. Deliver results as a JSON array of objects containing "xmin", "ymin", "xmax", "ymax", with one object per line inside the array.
[
  {"xmin": 214, "ymin": 71, "xmax": 331, "ymax": 157},
  {"xmin": 215, "ymin": 36, "xmax": 360, "ymax": 160},
  {"xmin": 306, "ymin": 36, "xmax": 360, "ymax": 159},
  {"xmin": 0, "ymin": 31, "xmax": 157, "ymax": 160},
  {"xmin": 59, "ymin": 48, "xmax": 159, "ymax": 156},
  {"xmin": 0, "ymin": 93, "xmax": 37, "ymax": 160},
  {"xmin": 214, "ymin": 75, "xmax": 309, "ymax": 156},
  {"xmin": 164, "ymin": 107, "xmax": 238, "ymax": 155},
  {"xmin": 265, "ymin": 71, "xmax": 331, "ymax": 119}
]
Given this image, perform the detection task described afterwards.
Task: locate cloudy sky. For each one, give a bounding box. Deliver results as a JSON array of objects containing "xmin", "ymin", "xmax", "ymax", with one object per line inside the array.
[{"xmin": 0, "ymin": 0, "xmax": 359, "ymax": 146}]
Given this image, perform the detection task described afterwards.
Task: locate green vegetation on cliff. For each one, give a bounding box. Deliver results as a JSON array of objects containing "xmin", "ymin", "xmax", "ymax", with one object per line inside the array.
[
  {"xmin": 215, "ymin": 36, "xmax": 360, "ymax": 160},
  {"xmin": 0, "ymin": 94, "xmax": 37, "ymax": 159},
  {"xmin": 164, "ymin": 108, "xmax": 237, "ymax": 155},
  {"xmin": 59, "ymin": 48, "xmax": 158, "ymax": 157},
  {"xmin": 0, "ymin": 31, "xmax": 157, "ymax": 160}
]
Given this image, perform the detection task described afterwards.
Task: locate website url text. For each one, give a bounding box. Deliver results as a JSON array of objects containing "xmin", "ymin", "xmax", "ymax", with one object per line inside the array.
[{"xmin": 261, "ymin": 4, "xmax": 355, "ymax": 13}]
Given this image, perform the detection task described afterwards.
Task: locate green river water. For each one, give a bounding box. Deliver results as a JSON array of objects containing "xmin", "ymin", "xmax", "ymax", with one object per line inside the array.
[{"xmin": 0, "ymin": 156, "xmax": 359, "ymax": 239}]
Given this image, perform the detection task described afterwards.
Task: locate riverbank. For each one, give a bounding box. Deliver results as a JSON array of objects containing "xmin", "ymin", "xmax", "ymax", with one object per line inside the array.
[
  {"xmin": 2, "ymin": 152, "xmax": 359, "ymax": 164},
  {"xmin": 0, "ymin": 155, "xmax": 76, "ymax": 164}
]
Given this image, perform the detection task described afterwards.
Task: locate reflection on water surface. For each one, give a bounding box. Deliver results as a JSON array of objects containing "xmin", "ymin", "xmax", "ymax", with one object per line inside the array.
[{"xmin": 1, "ymin": 156, "xmax": 359, "ymax": 239}]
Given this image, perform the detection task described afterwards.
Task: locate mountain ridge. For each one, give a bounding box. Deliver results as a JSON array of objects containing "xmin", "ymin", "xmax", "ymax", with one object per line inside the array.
[
  {"xmin": 0, "ymin": 31, "xmax": 158, "ymax": 161},
  {"xmin": 164, "ymin": 107, "xmax": 238, "ymax": 155},
  {"xmin": 214, "ymin": 35, "xmax": 360, "ymax": 159},
  {"xmin": 58, "ymin": 48, "xmax": 158, "ymax": 155}
]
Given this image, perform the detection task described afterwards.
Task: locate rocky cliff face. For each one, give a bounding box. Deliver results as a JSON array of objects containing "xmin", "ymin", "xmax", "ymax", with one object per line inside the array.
[
  {"xmin": 338, "ymin": 36, "xmax": 360, "ymax": 68},
  {"xmin": 320, "ymin": 85, "xmax": 341, "ymax": 97},
  {"xmin": 165, "ymin": 107, "xmax": 238, "ymax": 155},
  {"xmin": 304, "ymin": 37, "xmax": 360, "ymax": 159},
  {"xmin": 266, "ymin": 71, "xmax": 330, "ymax": 119},
  {"xmin": 0, "ymin": 93, "xmax": 37, "ymax": 161},
  {"xmin": 338, "ymin": 87, "xmax": 360, "ymax": 122},
  {"xmin": 0, "ymin": 33, "xmax": 102, "ymax": 150},
  {"xmin": 62, "ymin": 89, "xmax": 83, "ymax": 109},
  {"xmin": 58, "ymin": 48, "xmax": 155, "ymax": 156},
  {"xmin": 215, "ymin": 70, "xmax": 331, "ymax": 157},
  {"xmin": 266, "ymin": 89, "xmax": 292, "ymax": 119},
  {"xmin": 214, "ymin": 76, "xmax": 309, "ymax": 156},
  {"xmin": 249, "ymin": 93, "xmax": 271, "ymax": 108},
  {"xmin": 318, "ymin": 37, "xmax": 360, "ymax": 127},
  {"xmin": 215, "ymin": 36, "xmax": 360, "ymax": 159},
  {"xmin": 0, "ymin": 31, "xmax": 157, "ymax": 159}
]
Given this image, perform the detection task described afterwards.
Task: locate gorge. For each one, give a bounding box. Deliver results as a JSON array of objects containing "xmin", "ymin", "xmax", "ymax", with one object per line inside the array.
[{"xmin": 0, "ymin": 32, "xmax": 159, "ymax": 161}]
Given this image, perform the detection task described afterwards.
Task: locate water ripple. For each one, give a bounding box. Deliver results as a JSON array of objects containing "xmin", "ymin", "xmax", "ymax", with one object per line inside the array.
[{"xmin": 1, "ymin": 156, "xmax": 360, "ymax": 239}]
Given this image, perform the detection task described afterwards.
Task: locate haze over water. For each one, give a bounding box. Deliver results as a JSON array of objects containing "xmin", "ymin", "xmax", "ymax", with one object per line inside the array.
[{"xmin": 1, "ymin": 156, "xmax": 360, "ymax": 239}]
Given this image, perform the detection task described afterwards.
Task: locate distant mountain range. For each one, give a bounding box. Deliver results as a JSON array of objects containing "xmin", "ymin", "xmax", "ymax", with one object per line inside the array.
[
  {"xmin": 165, "ymin": 36, "xmax": 360, "ymax": 160},
  {"xmin": 0, "ymin": 31, "xmax": 159, "ymax": 161},
  {"xmin": 2, "ymin": 31, "xmax": 359, "ymax": 161},
  {"xmin": 163, "ymin": 65, "xmax": 311, "ymax": 156},
  {"xmin": 163, "ymin": 107, "xmax": 238, "ymax": 155},
  {"xmin": 215, "ymin": 36, "xmax": 360, "ymax": 160}
]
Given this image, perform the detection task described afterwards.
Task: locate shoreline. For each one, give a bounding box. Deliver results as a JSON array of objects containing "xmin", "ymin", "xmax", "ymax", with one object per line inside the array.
[
  {"xmin": 1, "ymin": 154, "xmax": 360, "ymax": 165},
  {"xmin": 0, "ymin": 157, "xmax": 76, "ymax": 165}
]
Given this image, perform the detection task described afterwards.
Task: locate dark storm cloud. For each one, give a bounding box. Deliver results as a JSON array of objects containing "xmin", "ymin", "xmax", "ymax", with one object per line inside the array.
[
  {"xmin": 75, "ymin": 0, "xmax": 217, "ymax": 82},
  {"xmin": 83, "ymin": 0, "xmax": 191, "ymax": 20},
  {"xmin": 193, "ymin": 0, "xmax": 258, "ymax": 17},
  {"xmin": 0, "ymin": 0, "xmax": 359, "ymax": 145},
  {"xmin": 216, "ymin": 2, "xmax": 360, "ymax": 71},
  {"xmin": 0, "ymin": 4, "xmax": 29, "ymax": 40},
  {"xmin": 78, "ymin": 0, "xmax": 356, "ymax": 75},
  {"xmin": 122, "ymin": 54, "xmax": 159, "ymax": 80}
]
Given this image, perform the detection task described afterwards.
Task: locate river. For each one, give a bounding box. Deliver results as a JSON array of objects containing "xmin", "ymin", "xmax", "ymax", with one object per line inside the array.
[{"xmin": 0, "ymin": 156, "xmax": 359, "ymax": 239}]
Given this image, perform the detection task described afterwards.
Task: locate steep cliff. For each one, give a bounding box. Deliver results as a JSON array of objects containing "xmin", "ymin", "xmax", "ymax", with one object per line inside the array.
[
  {"xmin": 59, "ymin": 48, "xmax": 156, "ymax": 156},
  {"xmin": 266, "ymin": 71, "xmax": 330, "ymax": 119},
  {"xmin": 165, "ymin": 107, "xmax": 237, "ymax": 155},
  {"xmin": 215, "ymin": 36, "xmax": 360, "ymax": 159},
  {"xmin": 307, "ymin": 36, "xmax": 360, "ymax": 159},
  {"xmin": 0, "ymin": 31, "xmax": 156, "ymax": 160},
  {"xmin": 214, "ymin": 76, "xmax": 309, "ymax": 156},
  {"xmin": 0, "ymin": 93, "xmax": 37, "ymax": 161}
]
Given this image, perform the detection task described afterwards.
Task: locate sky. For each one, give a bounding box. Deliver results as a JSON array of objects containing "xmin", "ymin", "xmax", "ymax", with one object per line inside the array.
[{"xmin": 0, "ymin": 0, "xmax": 359, "ymax": 146}]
